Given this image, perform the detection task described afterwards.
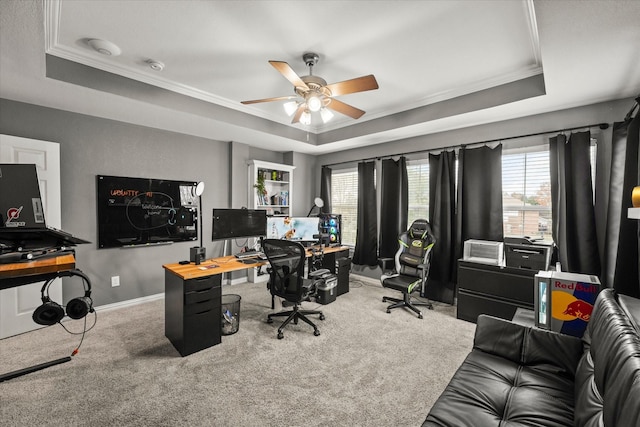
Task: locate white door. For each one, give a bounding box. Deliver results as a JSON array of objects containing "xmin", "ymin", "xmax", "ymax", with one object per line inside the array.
[{"xmin": 0, "ymin": 134, "xmax": 61, "ymax": 338}]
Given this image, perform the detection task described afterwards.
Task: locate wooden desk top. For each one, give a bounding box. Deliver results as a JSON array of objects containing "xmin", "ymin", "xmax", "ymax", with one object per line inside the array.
[
  {"xmin": 164, "ymin": 255, "xmax": 268, "ymax": 280},
  {"xmin": 163, "ymin": 245, "xmax": 349, "ymax": 280},
  {"xmin": 0, "ymin": 253, "xmax": 76, "ymax": 279}
]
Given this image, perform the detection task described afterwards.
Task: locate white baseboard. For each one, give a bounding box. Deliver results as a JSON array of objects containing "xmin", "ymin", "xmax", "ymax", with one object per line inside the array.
[
  {"xmin": 95, "ymin": 293, "xmax": 164, "ymax": 313},
  {"xmin": 95, "ymin": 274, "xmax": 373, "ymax": 312},
  {"xmin": 350, "ymin": 273, "xmax": 380, "ymax": 286}
]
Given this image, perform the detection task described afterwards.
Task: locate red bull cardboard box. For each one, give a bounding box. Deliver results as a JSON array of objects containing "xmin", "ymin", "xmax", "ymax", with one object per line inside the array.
[{"xmin": 534, "ymin": 271, "xmax": 601, "ymax": 338}]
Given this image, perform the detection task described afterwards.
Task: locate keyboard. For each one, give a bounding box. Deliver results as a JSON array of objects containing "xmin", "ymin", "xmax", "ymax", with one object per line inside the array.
[{"xmin": 235, "ymin": 250, "xmax": 263, "ymax": 259}]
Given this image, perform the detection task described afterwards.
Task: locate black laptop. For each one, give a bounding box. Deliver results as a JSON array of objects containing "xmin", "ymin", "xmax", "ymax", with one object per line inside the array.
[{"xmin": 0, "ymin": 163, "xmax": 89, "ymax": 248}]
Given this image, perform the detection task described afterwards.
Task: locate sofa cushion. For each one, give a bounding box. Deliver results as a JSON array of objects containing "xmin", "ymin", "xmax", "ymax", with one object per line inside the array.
[
  {"xmin": 473, "ymin": 314, "xmax": 583, "ymax": 377},
  {"xmin": 574, "ymin": 289, "xmax": 640, "ymax": 427},
  {"xmin": 424, "ymin": 315, "xmax": 583, "ymax": 426},
  {"xmin": 424, "ymin": 350, "xmax": 577, "ymax": 426}
]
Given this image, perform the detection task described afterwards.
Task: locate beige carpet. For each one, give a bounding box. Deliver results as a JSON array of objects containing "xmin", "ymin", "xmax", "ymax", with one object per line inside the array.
[{"xmin": 0, "ymin": 277, "xmax": 476, "ymax": 426}]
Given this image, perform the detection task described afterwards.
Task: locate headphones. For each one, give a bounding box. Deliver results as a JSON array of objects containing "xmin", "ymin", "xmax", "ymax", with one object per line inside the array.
[{"xmin": 33, "ymin": 269, "xmax": 94, "ymax": 326}]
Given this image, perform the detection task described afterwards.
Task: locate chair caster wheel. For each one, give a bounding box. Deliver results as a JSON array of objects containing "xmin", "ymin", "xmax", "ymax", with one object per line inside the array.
[
  {"xmin": 277, "ymin": 332, "xmax": 284, "ymax": 339},
  {"xmin": 382, "ymin": 297, "xmax": 387, "ymax": 302},
  {"xmin": 267, "ymin": 318, "xmax": 273, "ymax": 324},
  {"xmin": 386, "ymin": 309, "xmax": 391, "ymax": 314},
  {"xmin": 314, "ymin": 330, "xmax": 320, "ymax": 336},
  {"xmin": 294, "ymin": 318, "xmax": 299, "ymax": 325},
  {"xmin": 418, "ymin": 314, "xmax": 423, "ymax": 319},
  {"xmin": 319, "ymin": 313, "xmax": 325, "ymax": 321}
]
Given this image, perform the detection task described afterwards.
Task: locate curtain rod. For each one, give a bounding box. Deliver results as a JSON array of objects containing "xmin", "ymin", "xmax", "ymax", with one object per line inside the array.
[{"xmin": 322, "ymin": 122, "xmax": 610, "ymax": 168}]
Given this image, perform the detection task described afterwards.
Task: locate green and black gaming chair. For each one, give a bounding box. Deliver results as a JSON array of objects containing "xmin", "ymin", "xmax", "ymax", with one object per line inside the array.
[{"xmin": 379, "ymin": 219, "xmax": 436, "ymax": 319}]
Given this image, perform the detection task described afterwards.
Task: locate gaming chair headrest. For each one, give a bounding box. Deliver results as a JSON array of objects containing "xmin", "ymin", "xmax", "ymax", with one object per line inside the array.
[{"xmin": 408, "ymin": 219, "xmax": 432, "ymax": 239}]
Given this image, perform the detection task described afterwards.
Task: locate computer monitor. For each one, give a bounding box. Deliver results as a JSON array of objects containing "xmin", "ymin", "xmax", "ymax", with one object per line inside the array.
[
  {"xmin": 266, "ymin": 216, "xmax": 320, "ymax": 243},
  {"xmin": 212, "ymin": 209, "xmax": 267, "ymax": 240}
]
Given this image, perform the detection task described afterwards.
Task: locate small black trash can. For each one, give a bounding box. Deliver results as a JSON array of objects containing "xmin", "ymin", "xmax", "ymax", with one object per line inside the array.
[{"xmin": 221, "ymin": 294, "xmax": 241, "ymax": 335}]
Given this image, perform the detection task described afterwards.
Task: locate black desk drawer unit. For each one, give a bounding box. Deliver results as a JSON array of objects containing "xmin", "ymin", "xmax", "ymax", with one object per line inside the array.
[
  {"xmin": 456, "ymin": 260, "xmax": 536, "ymax": 324},
  {"xmin": 165, "ymin": 272, "xmax": 222, "ymax": 356}
]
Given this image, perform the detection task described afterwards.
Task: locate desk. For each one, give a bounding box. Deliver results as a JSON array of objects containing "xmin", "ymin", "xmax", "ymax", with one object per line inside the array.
[
  {"xmin": 0, "ymin": 253, "xmax": 76, "ymax": 289},
  {"xmin": 0, "ymin": 253, "xmax": 82, "ymax": 382},
  {"xmin": 162, "ymin": 245, "xmax": 349, "ymax": 356}
]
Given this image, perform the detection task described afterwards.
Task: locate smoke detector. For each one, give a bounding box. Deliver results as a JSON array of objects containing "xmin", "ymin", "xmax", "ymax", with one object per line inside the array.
[
  {"xmin": 146, "ymin": 59, "xmax": 165, "ymax": 71},
  {"xmin": 87, "ymin": 39, "xmax": 121, "ymax": 56}
]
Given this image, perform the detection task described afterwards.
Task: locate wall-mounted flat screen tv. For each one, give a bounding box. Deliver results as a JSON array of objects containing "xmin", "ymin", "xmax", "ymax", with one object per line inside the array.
[
  {"xmin": 96, "ymin": 175, "xmax": 198, "ymax": 248},
  {"xmin": 212, "ymin": 208, "xmax": 267, "ymax": 240}
]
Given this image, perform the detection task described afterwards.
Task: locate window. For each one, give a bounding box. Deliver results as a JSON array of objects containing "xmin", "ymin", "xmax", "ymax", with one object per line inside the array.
[
  {"xmin": 406, "ymin": 159, "xmax": 429, "ymax": 225},
  {"xmin": 330, "ymin": 168, "xmax": 358, "ymax": 246},
  {"xmin": 502, "ymin": 149, "xmax": 552, "ymax": 241},
  {"xmin": 502, "ymin": 139, "xmax": 597, "ymax": 242}
]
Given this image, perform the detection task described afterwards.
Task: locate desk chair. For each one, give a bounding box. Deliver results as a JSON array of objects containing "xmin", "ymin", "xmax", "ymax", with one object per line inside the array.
[
  {"xmin": 379, "ymin": 219, "xmax": 435, "ymax": 319},
  {"xmin": 263, "ymin": 239, "xmax": 325, "ymax": 339}
]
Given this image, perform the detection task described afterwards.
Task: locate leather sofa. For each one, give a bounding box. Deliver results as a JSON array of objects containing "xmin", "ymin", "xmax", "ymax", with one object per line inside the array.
[{"xmin": 423, "ymin": 288, "xmax": 640, "ymax": 427}]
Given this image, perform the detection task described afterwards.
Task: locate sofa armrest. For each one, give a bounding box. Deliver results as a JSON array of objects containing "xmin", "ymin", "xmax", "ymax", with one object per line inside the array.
[{"xmin": 474, "ymin": 314, "xmax": 584, "ymax": 376}]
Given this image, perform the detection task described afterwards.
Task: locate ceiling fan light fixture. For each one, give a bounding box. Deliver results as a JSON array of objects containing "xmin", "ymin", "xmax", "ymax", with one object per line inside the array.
[
  {"xmin": 300, "ymin": 110, "xmax": 311, "ymax": 125},
  {"xmin": 306, "ymin": 95, "xmax": 322, "ymax": 112},
  {"xmin": 320, "ymin": 108, "xmax": 334, "ymax": 124},
  {"xmin": 283, "ymin": 101, "xmax": 298, "ymax": 117},
  {"xmin": 241, "ymin": 52, "xmax": 378, "ymax": 123}
]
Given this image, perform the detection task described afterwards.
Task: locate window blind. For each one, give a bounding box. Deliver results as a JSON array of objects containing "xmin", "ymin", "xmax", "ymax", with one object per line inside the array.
[{"xmin": 330, "ymin": 168, "xmax": 358, "ymax": 246}]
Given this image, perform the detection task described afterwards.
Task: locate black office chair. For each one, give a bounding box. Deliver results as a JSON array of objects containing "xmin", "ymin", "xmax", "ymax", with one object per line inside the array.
[
  {"xmin": 379, "ymin": 219, "xmax": 436, "ymax": 319},
  {"xmin": 263, "ymin": 239, "xmax": 325, "ymax": 339}
]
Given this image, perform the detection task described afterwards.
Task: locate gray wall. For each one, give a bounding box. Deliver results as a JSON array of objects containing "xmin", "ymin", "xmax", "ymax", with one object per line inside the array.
[
  {"xmin": 314, "ymin": 97, "xmax": 636, "ymax": 279},
  {"xmin": 0, "ymin": 99, "xmax": 288, "ymax": 305},
  {"xmin": 284, "ymin": 151, "xmax": 316, "ymax": 217},
  {"xmin": 316, "ymin": 98, "xmax": 634, "ymax": 169},
  {"xmin": 2, "ymin": 96, "xmax": 634, "ymax": 304}
]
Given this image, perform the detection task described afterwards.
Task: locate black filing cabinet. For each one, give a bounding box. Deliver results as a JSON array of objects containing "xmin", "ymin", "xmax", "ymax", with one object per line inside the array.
[
  {"xmin": 456, "ymin": 260, "xmax": 536, "ymax": 324},
  {"xmin": 165, "ymin": 271, "xmax": 221, "ymax": 356}
]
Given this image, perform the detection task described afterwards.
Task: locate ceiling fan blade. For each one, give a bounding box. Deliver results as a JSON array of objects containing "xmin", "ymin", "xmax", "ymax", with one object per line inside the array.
[
  {"xmin": 325, "ymin": 75, "xmax": 378, "ymax": 97},
  {"xmin": 241, "ymin": 95, "xmax": 298, "ymax": 105},
  {"xmin": 327, "ymin": 98, "xmax": 366, "ymax": 119},
  {"xmin": 269, "ymin": 60, "xmax": 309, "ymax": 89},
  {"xmin": 291, "ymin": 104, "xmax": 306, "ymax": 124}
]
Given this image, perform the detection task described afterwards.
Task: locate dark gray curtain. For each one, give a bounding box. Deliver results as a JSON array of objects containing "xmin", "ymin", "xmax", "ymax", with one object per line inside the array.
[
  {"xmin": 320, "ymin": 166, "xmax": 332, "ymax": 214},
  {"xmin": 379, "ymin": 157, "xmax": 408, "ymax": 258},
  {"xmin": 456, "ymin": 145, "xmax": 504, "ymax": 254},
  {"xmin": 550, "ymin": 131, "xmax": 600, "ymax": 276},
  {"xmin": 352, "ymin": 161, "xmax": 378, "ymax": 266},
  {"xmin": 426, "ymin": 151, "xmax": 457, "ymax": 304},
  {"xmin": 603, "ymin": 99, "xmax": 639, "ymax": 297}
]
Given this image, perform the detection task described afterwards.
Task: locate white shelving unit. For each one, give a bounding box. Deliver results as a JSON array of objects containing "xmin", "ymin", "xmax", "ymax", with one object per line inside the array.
[
  {"xmin": 247, "ymin": 160, "xmax": 295, "ymax": 283},
  {"xmin": 248, "ymin": 160, "xmax": 295, "ymax": 216}
]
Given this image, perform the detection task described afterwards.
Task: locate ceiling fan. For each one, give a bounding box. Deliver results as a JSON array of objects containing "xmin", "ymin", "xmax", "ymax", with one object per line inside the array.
[{"xmin": 241, "ymin": 52, "xmax": 378, "ymax": 124}]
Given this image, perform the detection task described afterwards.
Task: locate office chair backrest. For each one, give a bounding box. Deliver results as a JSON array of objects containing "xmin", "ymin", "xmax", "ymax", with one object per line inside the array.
[
  {"xmin": 395, "ymin": 219, "xmax": 435, "ymax": 277},
  {"xmin": 262, "ymin": 239, "xmax": 306, "ymax": 298}
]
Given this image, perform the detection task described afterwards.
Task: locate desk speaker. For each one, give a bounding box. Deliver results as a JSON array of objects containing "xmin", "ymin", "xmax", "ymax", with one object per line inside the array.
[{"xmin": 190, "ymin": 246, "xmax": 206, "ymax": 265}]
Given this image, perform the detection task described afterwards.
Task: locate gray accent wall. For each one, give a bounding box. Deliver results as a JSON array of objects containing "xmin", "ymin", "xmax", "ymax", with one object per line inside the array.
[
  {"xmin": 0, "ymin": 99, "xmax": 288, "ymax": 305},
  {"xmin": 2, "ymin": 96, "xmax": 634, "ymax": 304}
]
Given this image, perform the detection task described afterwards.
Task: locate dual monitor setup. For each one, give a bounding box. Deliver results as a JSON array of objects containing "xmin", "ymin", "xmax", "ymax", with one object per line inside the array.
[{"xmin": 211, "ymin": 209, "xmax": 341, "ymax": 247}]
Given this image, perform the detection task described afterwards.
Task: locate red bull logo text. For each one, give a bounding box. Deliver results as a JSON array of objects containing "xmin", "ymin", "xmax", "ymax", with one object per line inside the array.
[{"xmin": 554, "ymin": 280, "xmax": 598, "ymax": 293}]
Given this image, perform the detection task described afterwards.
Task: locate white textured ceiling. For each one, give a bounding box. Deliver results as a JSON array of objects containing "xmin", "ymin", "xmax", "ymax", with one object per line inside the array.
[{"xmin": 1, "ymin": 0, "xmax": 639, "ymax": 154}]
